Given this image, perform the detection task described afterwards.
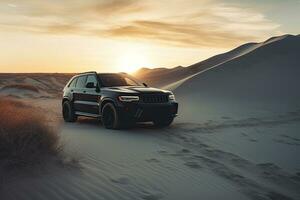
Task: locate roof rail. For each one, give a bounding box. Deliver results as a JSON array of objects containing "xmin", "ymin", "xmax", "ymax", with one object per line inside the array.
[{"xmin": 79, "ymin": 71, "xmax": 97, "ymax": 75}]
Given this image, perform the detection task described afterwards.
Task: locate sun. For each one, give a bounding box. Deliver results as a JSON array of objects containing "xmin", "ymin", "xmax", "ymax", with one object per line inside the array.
[{"xmin": 116, "ymin": 51, "xmax": 150, "ymax": 73}]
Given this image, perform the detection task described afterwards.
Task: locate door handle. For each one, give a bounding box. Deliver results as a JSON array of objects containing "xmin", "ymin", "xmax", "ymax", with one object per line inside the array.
[
  {"xmin": 71, "ymin": 89, "xmax": 74, "ymax": 92},
  {"xmin": 83, "ymin": 91, "xmax": 86, "ymax": 93}
]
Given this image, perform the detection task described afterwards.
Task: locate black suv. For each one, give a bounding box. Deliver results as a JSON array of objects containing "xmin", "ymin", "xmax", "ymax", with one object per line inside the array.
[{"xmin": 62, "ymin": 71, "xmax": 178, "ymax": 129}]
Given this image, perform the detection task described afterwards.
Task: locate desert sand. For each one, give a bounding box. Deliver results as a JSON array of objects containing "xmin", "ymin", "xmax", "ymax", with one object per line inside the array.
[{"xmin": 0, "ymin": 35, "xmax": 300, "ymax": 200}]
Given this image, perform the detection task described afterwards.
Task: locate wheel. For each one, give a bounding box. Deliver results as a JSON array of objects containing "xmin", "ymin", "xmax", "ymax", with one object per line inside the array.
[
  {"xmin": 102, "ymin": 103, "xmax": 121, "ymax": 129},
  {"xmin": 153, "ymin": 117, "xmax": 174, "ymax": 127},
  {"xmin": 62, "ymin": 101, "xmax": 77, "ymax": 122}
]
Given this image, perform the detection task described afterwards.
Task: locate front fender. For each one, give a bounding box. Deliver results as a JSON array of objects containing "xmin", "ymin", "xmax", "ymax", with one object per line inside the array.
[{"xmin": 100, "ymin": 97, "xmax": 119, "ymax": 111}]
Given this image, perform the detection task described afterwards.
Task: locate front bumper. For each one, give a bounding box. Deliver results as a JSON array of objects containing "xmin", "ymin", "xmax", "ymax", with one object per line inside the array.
[{"xmin": 117, "ymin": 102, "xmax": 178, "ymax": 122}]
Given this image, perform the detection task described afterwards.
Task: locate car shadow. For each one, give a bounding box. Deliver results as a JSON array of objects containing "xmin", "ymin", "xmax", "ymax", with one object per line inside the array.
[{"xmin": 74, "ymin": 117, "xmax": 174, "ymax": 132}]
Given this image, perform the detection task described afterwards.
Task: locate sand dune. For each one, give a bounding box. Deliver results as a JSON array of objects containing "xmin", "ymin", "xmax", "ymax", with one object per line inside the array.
[
  {"xmin": 173, "ymin": 34, "xmax": 300, "ymax": 122},
  {"xmin": 0, "ymin": 73, "xmax": 73, "ymax": 98},
  {"xmin": 0, "ymin": 84, "xmax": 49, "ymax": 98},
  {"xmin": 134, "ymin": 36, "xmax": 269, "ymax": 88},
  {"xmin": 135, "ymin": 34, "xmax": 297, "ymax": 89}
]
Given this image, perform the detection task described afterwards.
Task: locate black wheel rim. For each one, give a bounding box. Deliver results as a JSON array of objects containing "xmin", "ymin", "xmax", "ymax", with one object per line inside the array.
[{"xmin": 103, "ymin": 108, "xmax": 114, "ymax": 127}]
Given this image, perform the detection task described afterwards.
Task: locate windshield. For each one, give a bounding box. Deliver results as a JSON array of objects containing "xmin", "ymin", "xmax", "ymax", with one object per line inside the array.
[{"xmin": 98, "ymin": 73, "xmax": 143, "ymax": 87}]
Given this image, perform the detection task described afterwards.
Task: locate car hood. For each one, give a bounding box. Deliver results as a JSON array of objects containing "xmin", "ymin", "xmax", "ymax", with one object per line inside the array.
[{"xmin": 102, "ymin": 86, "xmax": 171, "ymax": 94}]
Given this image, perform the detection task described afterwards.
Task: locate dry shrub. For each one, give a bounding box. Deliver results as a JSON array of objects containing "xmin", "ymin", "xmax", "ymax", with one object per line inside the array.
[
  {"xmin": 1, "ymin": 84, "xmax": 39, "ymax": 93},
  {"xmin": 0, "ymin": 97, "xmax": 62, "ymax": 168}
]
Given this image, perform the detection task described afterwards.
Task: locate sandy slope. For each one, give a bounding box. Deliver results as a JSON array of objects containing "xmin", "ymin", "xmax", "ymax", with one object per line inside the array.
[
  {"xmin": 135, "ymin": 34, "xmax": 298, "ymax": 89},
  {"xmin": 173, "ymin": 34, "xmax": 300, "ymax": 121},
  {"xmin": 1, "ymin": 99, "xmax": 249, "ymax": 200},
  {"xmin": 1, "ymin": 98, "xmax": 299, "ymax": 200}
]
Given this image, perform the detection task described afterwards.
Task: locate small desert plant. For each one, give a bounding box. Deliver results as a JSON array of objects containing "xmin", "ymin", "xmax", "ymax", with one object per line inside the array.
[{"xmin": 0, "ymin": 97, "xmax": 62, "ymax": 169}]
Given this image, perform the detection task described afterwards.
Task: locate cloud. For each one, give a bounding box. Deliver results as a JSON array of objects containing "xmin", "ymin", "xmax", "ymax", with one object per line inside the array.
[
  {"xmin": 104, "ymin": 3, "xmax": 280, "ymax": 47},
  {"xmin": 46, "ymin": 23, "xmax": 82, "ymax": 34},
  {"xmin": 0, "ymin": 0, "xmax": 146, "ymax": 17},
  {"xmin": 88, "ymin": 0, "xmax": 147, "ymax": 16},
  {"xmin": 0, "ymin": 0, "xmax": 280, "ymax": 48},
  {"xmin": 104, "ymin": 20, "xmax": 256, "ymax": 48}
]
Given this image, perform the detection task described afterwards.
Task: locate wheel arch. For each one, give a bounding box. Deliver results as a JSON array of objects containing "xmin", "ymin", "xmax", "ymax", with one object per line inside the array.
[
  {"xmin": 100, "ymin": 98, "xmax": 117, "ymax": 113},
  {"xmin": 62, "ymin": 97, "xmax": 70, "ymax": 105}
]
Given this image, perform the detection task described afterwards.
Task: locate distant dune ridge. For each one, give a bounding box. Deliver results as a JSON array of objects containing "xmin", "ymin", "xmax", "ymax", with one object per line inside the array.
[
  {"xmin": 135, "ymin": 34, "xmax": 300, "ymax": 88},
  {"xmin": 2, "ymin": 84, "xmax": 39, "ymax": 93},
  {"xmin": 0, "ymin": 73, "xmax": 73, "ymax": 98}
]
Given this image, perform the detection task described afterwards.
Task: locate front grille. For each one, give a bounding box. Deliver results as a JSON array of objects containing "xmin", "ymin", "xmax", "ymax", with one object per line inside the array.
[{"xmin": 141, "ymin": 94, "xmax": 168, "ymax": 103}]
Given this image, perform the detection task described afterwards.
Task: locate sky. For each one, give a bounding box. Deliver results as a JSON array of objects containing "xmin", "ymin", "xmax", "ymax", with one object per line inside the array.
[{"xmin": 0, "ymin": 0, "xmax": 299, "ymax": 73}]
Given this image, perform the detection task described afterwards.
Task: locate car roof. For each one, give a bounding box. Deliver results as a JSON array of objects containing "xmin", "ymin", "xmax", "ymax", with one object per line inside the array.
[
  {"xmin": 97, "ymin": 72, "xmax": 127, "ymax": 76},
  {"xmin": 73, "ymin": 72, "xmax": 127, "ymax": 78}
]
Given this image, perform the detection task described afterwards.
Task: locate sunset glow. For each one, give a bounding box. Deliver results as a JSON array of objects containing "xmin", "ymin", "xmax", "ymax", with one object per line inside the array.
[{"xmin": 116, "ymin": 51, "xmax": 151, "ymax": 73}]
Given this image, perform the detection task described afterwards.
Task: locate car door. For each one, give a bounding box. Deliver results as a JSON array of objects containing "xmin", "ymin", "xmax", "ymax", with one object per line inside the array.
[
  {"xmin": 82, "ymin": 74, "xmax": 101, "ymax": 115},
  {"xmin": 73, "ymin": 75, "xmax": 87, "ymax": 113}
]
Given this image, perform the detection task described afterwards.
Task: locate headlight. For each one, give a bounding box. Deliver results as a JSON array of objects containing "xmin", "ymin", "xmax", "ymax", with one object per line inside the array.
[
  {"xmin": 168, "ymin": 94, "xmax": 176, "ymax": 101},
  {"xmin": 118, "ymin": 95, "xmax": 139, "ymax": 102}
]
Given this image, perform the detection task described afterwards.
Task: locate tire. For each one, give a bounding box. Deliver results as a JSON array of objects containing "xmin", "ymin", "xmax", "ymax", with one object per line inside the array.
[
  {"xmin": 62, "ymin": 101, "xmax": 77, "ymax": 122},
  {"xmin": 153, "ymin": 117, "xmax": 174, "ymax": 128},
  {"xmin": 102, "ymin": 103, "xmax": 121, "ymax": 129}
]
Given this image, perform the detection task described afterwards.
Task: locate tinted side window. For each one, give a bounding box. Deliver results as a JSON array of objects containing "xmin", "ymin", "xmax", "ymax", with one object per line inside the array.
[
  {"xmin": 76, "ymin": 75, "xmax": 87, "ymax": 88},
  {"xmin": 69, "ymin": 77, "xmax": 78, "ymax": 88},
  {"xmin": 86, "ymin": 75, "xmax": 98, "ymax": 88}
]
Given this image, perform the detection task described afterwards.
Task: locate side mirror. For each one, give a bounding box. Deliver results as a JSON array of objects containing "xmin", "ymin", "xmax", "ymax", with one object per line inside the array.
[
  {"xmin": 143, "ymin": 83, "xmax": 148, "ymax": 87},
  {"xmin": 86, "ymin": 82, "xmax": 95, "ymax": 88}
]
